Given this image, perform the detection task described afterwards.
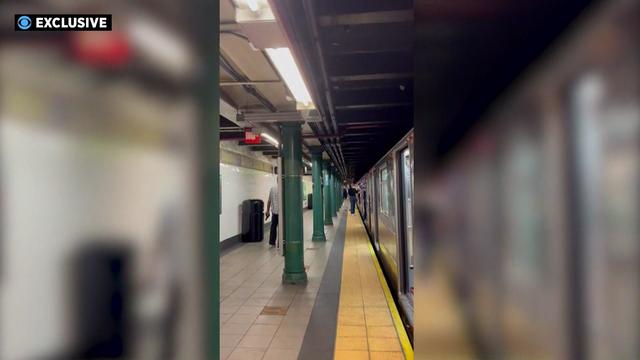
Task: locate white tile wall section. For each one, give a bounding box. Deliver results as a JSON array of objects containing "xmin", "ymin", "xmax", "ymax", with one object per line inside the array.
[
  {"xmin": 302, "ymin": 175, "xmax": 312, "ymax": 208},
  {"xmin": 220, "ymin": 163, "xmax": 276, "ymax": 242},
  {"xmin": 0, "ymin": 121, "xmax": 198, "ymax": 359}
]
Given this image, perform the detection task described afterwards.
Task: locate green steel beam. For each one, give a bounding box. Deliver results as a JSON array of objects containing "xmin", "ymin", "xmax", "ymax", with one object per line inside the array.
[{"xmin": 281, "ymin": 123, "xmax": 308, "ymax": 284}]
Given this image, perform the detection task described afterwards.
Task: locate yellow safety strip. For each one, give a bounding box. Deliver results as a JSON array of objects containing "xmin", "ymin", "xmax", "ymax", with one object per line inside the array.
[{"xmin": 363, "ymin": 216, "xmax": 414, "ymax": 360}]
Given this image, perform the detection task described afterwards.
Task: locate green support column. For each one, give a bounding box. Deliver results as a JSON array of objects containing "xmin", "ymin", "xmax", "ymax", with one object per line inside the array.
[
  {"xmin": 281, "ymin": 123, "xmax": 308, "ymax": 284},
  {"xmin": 311, "ymin": 148, "xmax": 326, "ymax": 241},
  {"xmin": 329, "ymin": 166, "xmax": 336, "ymax": 217},
  {"xmin": 332, "ymin": 170, "xmax": 337, "ymax": 214},
  {"xmin": 338, "ymin": 177, "xmax": 342, "ymax": 210},
  {"xmin": 323, "ymin": 160, "xmax": 333, "ymax": 226},
  {"xmin": 333, "ymin": 168, "xmax": 340, "ymax": 216}
]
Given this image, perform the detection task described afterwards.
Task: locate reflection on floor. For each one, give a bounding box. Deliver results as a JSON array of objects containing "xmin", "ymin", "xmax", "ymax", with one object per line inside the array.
[
  {"xmin": 219, "ymin": 209, "xmax": 342, "ymax": 360},
  {"xmin": 414, "ymin": 255, "xmax": 475, "ymax": 360}
]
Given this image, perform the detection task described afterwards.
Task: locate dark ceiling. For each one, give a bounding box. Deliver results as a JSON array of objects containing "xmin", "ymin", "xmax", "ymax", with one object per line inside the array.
[
  {"xmin": 272, "ymin": 0, "xmax": 413, "ymax": 180},
  {"xmin": 272, "ymin": 0, "xmax": 596, "ymax": 180}
]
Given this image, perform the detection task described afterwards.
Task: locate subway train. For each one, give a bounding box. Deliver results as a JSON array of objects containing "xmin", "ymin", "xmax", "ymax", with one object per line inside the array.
[
  {"xmin": 355, "ymin": 130, "xmax": 415, "ymax": 341},
  {"xmin": 424, "ymin": 1, "xmax": 640, "ymax": 359},
  {"xmin": 355, "ymin": 0, "xmax": 638, "ymax": 358},
  {"xmin": 418, "ymin": 1, "xmax": 638, "ymax": 359}
]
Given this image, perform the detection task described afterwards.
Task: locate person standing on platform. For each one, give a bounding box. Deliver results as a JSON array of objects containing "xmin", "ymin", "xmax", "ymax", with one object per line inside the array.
[
  {"xmin": 348, "ymin": 185, "xmax": 357, "ymax": 215},
  {"xmin": 266, "ymin": 184, "xmax": 278, "ymax": 247},
  {"xmin": 342, "ymin": 187, "xmax": 347, "ymax": 201}
]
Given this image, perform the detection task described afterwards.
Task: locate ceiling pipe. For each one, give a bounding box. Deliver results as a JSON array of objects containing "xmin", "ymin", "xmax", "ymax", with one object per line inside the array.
[
  {"xmin": 301, "ymin": 0, "xmax": 337, "ymax": 135},
  {"xmin": 220, "ymin": 53, "xmax": 278, "ymax": 112},
  {"xmin": 309, "ymin": 122, "xmax": 346, "ymax": 175},
  {"xmin": 220, "ymin": 80, "xmax": 281, "ymax": 86},
  {"xmin": 219, "ymin": 25, "xmax": 320, "ymax": 161},
  {"xmin": 265, "ymin": 0, "xmax": 347, "ymax": 177},
  {"xmin": 300, "ymin": 0, "xmax": 348, "ymax": 177}
]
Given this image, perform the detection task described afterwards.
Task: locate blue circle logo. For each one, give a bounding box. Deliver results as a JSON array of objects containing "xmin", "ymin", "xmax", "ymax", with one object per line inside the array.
[{"xmin": 17, "ymin": 16, "xmax": 32, "ymax": 30}]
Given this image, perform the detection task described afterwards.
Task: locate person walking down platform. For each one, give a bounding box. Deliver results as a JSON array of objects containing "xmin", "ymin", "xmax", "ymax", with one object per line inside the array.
[
  {"xmin": 343, "ymin": 187, "xmax": 347, "ymax": 200},
  {"xmin": 266, "ymin": 184, "xmax": 278, "ymax": 247},
  {"xmin": 348, "ymin": 185, "xmax": 357, "ymax": 215}
]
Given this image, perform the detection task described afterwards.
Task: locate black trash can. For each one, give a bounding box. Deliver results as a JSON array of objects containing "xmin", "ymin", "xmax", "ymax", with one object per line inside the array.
[
  {"xmin": 241, "ymin": 199, "xmax": 264, "ymax": 242},
  {"xmin": 72, "ymin": 243, "xmax": 131, "ymax": 359},
  {"xmin": 307, "ymin": 193, "xmax": 313, "ymax": 209}
]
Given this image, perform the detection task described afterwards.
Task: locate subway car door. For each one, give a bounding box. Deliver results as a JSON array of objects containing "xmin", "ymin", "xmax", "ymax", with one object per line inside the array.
[
  {"xmin": 398, "ymin": 147, "xmax": 414, "ymax": 300},
  {"xmin": 372, "ymin": 169, "xmax": 380, "ymax": 250}
]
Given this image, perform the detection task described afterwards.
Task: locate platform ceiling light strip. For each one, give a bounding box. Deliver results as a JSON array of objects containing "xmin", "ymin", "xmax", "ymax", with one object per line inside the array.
[
  {"xmin": 265, "ymin": 48, "xmax": 313, "ymax": 107},
  {"xmin": 127, "ymin": 15, "xmax": 193, "ymax": 78},
  {"xmin": 236, "ymin": 0, "xmax": 267, "ymax": 12},
  {"xmin": 245, "ymin": 0, "xmax": 259, "ymax": 11},
  {"xmin": 261, "ymin": 132, "xmax": 279, "ymax": 146}
]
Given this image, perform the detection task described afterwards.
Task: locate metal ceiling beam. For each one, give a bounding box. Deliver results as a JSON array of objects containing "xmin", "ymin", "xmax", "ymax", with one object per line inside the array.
[
  {"xmin": 220, "ymin": 98, "xmax": 239, "ymax": 123},
  {"xmin": 415, "ymin": 1, "xmax": 535, "ymax": 21},
  {"xmin": 328, "ymin": 45, "xmax": 412, "ymax": 56},
  {"xmin": 335, "ymin": 102, "xmax": 412, "ymax": 110},
  {"xmin": 303, "ymin": 134, "xmax": 340, "ymax": 139},
  {"xmin": 342, "ymin": 122, "xmax": 390, "ymax": 127},
  {"xmin": 220, "ymin": 53, "xmax": 278, "ymax": 112},
  {"xmin": 333, "ymin": 83, "xmax": 410, "ymax": 92},
  {"xmin": 220, "ymin": 22, "xmax": 241, "ymax": 32},
  {"xmin": 342, "ymin": 133, "xmax": 387, "ymax": 138},
  {"xmin": 301, "ymin": 0, "xmax": 348, "ymax": 176},
  {"xmin": 220, "ymin": 80, "xmax": 282, "ymax": 86},
  {"xmin": 330, "ymin": 73, "xmax": 413, "ymax": 82},
  {"xmin": 342, "ymin": 124, "xmax": 389, "ymax": 129},
  {"xmin": 249, "ymin": 145, "xmax": 277, "ymax": 151},
  {"xmin": 240, "ymin": 112, "xmax": 304, "ymax": 123},
  {"xmin": 237, "ymin": 140, "xmax": 270, "ymax": 146},
  {"xmin": 338, "ymin": 120, "xmax": 394, "ymax": 125},
  {"xmin": 240, "ymin": 111, "xmax": 323, "ymax": 124},
  {"xmin": 341, "ymin": 133, "xmax": 379, "ymax": 137},
  {"xmin": 318, "ymin": 10, "xmax": 413, "ymax": 27}
]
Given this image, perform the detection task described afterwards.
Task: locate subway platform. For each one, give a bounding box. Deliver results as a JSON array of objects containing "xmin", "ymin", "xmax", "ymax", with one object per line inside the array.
[{"xmin": 219, "ymin": 203, "xmax": 415, "ymax": 360}]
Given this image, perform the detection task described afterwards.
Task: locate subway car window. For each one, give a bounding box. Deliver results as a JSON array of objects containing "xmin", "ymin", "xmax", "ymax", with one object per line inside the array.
[{"xmin": 379, "ymin": 165, "xmax": 390, "ymax": 216}]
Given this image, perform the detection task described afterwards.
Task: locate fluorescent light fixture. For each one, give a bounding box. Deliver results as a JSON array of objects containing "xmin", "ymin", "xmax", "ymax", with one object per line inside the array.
[
  {"xmin": 236, "ymin": 0, "xmax": 267, "ymax": 12},
  {"xmin": 265, "ymin": 47, "xmax": 313, "ymax": 107},
  {"xmin": 246, "ymin": 0, "xmax": 259, "ymax": 11},
  {"xmin": 127, "ymin": 14, "xmax": 194, "ymax": 79},
  {"xmin": 261, "ymin": 132, "xmax": 279, "ymax": 146}
]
